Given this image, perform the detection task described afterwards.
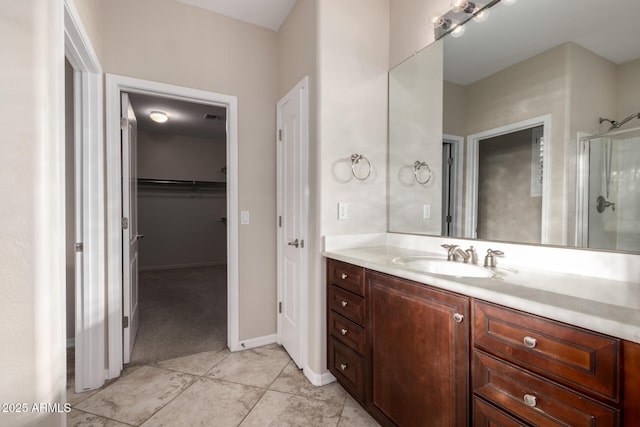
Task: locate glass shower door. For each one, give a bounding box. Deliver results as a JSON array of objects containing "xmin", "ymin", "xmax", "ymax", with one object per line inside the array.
[{"xmin": 584, "ymin": 129, "xmax": 640, "ymax": 252}]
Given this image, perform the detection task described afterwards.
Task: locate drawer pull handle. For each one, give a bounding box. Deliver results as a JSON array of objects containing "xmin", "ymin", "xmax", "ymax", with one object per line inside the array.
[
  {"xmin": 340, "ymin": 363, "xmax": 348, "ymax": 371},
  {"xmin": 341, "ymin": 273, "xmax": 348, "ymax": 279},
  {"xmin": 523, "ymin": 336, "xmax": 537, "ymax": 348},
  {"xmin": 341, "ymin": 300, "xmax": 348, "ymax": 307},
  {"xmin": 523, "ymin": 394, "xmax": 537, "ymax": 407},
  {"xmin": 341, "ymin": 328, "xmax": 348, "ymax": 335},
  {"xmin": 453, "ymin": 313, "xmax": 464, "ymax": 323}
]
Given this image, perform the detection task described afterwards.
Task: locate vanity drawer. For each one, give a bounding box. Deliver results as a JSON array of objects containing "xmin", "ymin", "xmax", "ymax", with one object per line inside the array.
[
  {"xmin": 473, "ymin": 397, "xmax": 529, "ymax": 427},
  {"xmin": 328, "ymin": 285, "xmax": 366, "ymax": 326},
  {"xmin": 328, "ymin": 310, "xmax": 365, "ymax": 355},
  {"xmin": 328, "ymin": 259, "xmax": 365, "ymax": 296},
  {"xmin": 473, "ymin": 350, "xmax": 619, "ymax": 427},
  {"xmin": 473, "ymin": 301, "xmax": 619, "ymax": 401},
  {"xmin": 329, "ymin": 337, "xmax": 365, "ymax": 402}
]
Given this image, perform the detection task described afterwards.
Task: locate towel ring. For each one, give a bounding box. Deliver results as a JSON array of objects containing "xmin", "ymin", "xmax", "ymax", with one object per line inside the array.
[
  {"xmin": 414, "ymin": 161, "xmax": 432, "ymax": 185},
  {"xmin": 351, "ymin": 154, "xmax": 372, "ymax": 180}
]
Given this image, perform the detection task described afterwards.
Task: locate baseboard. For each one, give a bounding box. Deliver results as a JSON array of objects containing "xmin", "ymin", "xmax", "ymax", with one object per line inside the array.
[
  {"xmin": 139, "ymin": 262, "xmax": 225, "ymax": 272},
  {"xmin": 303, "ymin": 365, "xmax": 336, "ymax": 386},
  {"xmin": 67, "ymin": 337, "xmax": 75, "ymax": 349},
  {"xmin": 231, "ymin": 334, "xmax": 278, "ymax": 352}
]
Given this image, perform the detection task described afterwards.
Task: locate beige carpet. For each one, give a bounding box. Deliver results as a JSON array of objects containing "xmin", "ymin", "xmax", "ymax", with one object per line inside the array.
[{"xmin": 130, "ymin": 265, "xmax": 227, "ymax": 365}]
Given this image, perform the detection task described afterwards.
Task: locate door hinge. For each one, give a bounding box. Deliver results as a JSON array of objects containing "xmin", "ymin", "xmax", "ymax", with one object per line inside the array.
[
  {"xmin": 278, "ymin": 216, "xmax": 282, "ymax": 227},
  {"xmin": 278, "ymin": 129, "xmax": 282, "ymax": 141},
  {"xmin": 446, "ymin": 215, "xmax": 452, "ymax": 224},
  {"xmin": 278, "ymin": 302, "xmax": 282, "ymax": 314},
  {"xmin": 448, "ymin": 157, "xmax": 454, "ymax": 166},
  {"xmin": 120, "ymin": 117, "xmax": 127, "ymax": 130},
  {"xmin": 122, "ymin": 217, "xmax": 129, "ymax": 230},
  {"xmin": 123, "ymin": 316, "xmax": 129, "ymax": 328},
  {"xmin": 74, "ymin": 242, "xmax": 84, "ymax": 253}
]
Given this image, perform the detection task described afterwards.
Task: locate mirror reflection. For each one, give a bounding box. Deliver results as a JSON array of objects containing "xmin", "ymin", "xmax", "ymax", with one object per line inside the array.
[{"xmin": 388, "ymin": 0, "xmax": 640, "ymax": 253}]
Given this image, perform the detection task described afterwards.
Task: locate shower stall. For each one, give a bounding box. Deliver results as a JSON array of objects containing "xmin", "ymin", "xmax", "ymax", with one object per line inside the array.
[{"xmin": 577, "ymin": 118, "xmax": 640, "ymax": 252}]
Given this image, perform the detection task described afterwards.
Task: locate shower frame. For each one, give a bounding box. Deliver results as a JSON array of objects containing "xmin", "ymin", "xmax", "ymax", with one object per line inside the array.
[{"xmin": 575, "ymin": 126, "xmax": 640, "ymax": 248}]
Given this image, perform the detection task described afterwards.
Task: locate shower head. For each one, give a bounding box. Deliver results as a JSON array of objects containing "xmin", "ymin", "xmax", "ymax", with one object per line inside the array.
[
  {"xmin": 614, "ymin": 112, "xmax": 640, "ymax": 130},
  {"xmin": 599, "ymin": 113, "xmax": 640, "ymax": 132}
]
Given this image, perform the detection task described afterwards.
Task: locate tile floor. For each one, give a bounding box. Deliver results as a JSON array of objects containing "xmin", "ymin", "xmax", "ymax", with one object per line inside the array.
[{"xmin": 67, "ymin": 344, "xmax": 380, "ymax": 426}]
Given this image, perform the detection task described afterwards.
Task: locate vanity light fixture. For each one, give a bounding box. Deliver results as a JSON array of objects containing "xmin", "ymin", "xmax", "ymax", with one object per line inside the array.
[
  {"xmin": 149, "ymin": 111, "xmax": 169, "ymax": 123},
  {"xmin": 434, "ymin": 0, "xmax": 503, "ymax": 40}
]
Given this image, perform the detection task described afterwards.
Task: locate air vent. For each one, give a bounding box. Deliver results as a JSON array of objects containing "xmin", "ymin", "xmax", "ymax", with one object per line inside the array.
[{"xmin": 203, "ymin": 113, "xmax": 224, "ymax": 121}]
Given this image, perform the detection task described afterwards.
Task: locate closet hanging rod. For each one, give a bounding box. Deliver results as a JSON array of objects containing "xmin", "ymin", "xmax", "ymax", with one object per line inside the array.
[{"xmin": 137, "ymin": 178, "xmax": 226, "ymax": 191}]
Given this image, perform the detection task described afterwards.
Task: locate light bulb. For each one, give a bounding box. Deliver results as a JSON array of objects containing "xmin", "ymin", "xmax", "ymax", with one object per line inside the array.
[
  {"xmin": 149, "ymin": 111, "xmax": 169, "ymax": 123},
  {"xmin": 432, "ymin": 16, "xmax": 452, "ymax": 30},
  {"xmin": 451, "ymin": 25, "xmax": 466, "ymax": 38},
  {"xmin": 452, "ymin": 0, "xmax": 476, "ymax": 14},
  {"xmin": 502, "ymin": 0, "xmax": 517, "ymax": 5},
  {"xmin": 473, "ymin": 8, "xmax": 489, "ymax": 22}
]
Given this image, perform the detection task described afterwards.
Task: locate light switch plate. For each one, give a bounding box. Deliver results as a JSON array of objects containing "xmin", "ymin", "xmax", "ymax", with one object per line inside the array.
[
  {"xmin": 423, "ymin": 204, "xmax": 431, "ymax": 220},
  {"xmin": 338, "ymin": 203, "xmax": 348, "ymax": 220},
  {"xmin": 241, "ymin": 210, "xmax": 250, "ymax": 224}
]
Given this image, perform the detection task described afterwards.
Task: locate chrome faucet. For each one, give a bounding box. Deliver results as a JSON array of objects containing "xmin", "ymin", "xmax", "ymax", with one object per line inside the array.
[
  {"xmin": 452, "ymin": 247, "xmax": 471, "ymax": 263},
  {"xmin": 442, "ymin": 244, "xmax": 474, "ymax": 263},
  {"xmin": 465, "ymin": 246, "xmax": 478, "ymax": 264}
]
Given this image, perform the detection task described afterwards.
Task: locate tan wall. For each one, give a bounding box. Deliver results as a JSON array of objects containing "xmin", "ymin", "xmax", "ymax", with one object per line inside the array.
[
  {"xmin": 617, "ymin": 58, "xmax": 640, "ymax": 121},
  {"xmin": 389, "ymin": 0, "xmax": 450, "ymax": 68},
  {"xmin": 98, "ymin": 0, "xmax": 279, "ymax": 341},
  {"xmin": 137, "ymin": 130, "xmax": 227, "ymax": 269},
  {"xmin": 443, "ymin": 80, "xmax": 467, "ymax": 137},
  {"xmin": 0, "ymin": 0, "xmax": 66, "ymax": 424},
  {"xmin": 72, "ymin": 0, "xmax": 103, "ymax": 62}
]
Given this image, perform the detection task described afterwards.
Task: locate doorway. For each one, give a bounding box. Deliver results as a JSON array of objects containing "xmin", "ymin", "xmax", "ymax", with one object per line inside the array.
[
  {"xmin": 123, "ymin": 92, "xmax": 229, "ymax": 364},
  {"xmin": 466, "ymin": 115, "xmax": 551, "ymax": 243},
  {"xmin": 106, "ymin": 74, "xmax": 239, "ymax": 378}
]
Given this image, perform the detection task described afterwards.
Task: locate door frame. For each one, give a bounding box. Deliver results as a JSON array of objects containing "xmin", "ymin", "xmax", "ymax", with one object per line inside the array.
[
  {"xmin": 64, "ymin": 0, "xmax": 106, "ymax": 392},
  {"xmin": 465, "ymin": 115, "xmax": 551, "ymax": 243},
  {"xmin": 276, "ymin": 76, "xmax": 309, "ymax": 372},
  {"xmin": 442, "ymin": 134, "xmax": 464, "ymax": 237},
  {"xmin": 105, "ymin": 74, "xmax": 240, "ymax": 377}
]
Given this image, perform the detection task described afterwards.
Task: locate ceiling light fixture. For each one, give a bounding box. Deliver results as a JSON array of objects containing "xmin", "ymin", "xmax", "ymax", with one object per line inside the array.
[{"xmin": 149, "ymin": 111, "xmax": 169, "ymax": 123}]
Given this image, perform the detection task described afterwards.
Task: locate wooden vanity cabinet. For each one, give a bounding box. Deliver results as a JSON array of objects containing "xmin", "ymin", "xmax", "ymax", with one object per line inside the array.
[
  {"xmin": 367, "ymin": 271, "xmax": 470, "ymax": 427},
  {"xmin": 326, "ymin": 258, "xmax": 640, "ymax": 426}
]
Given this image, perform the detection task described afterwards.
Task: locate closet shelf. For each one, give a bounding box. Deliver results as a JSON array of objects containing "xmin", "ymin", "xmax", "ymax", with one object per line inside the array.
[{"xmin": 137, "ymin": 178, "xmax": 226, "ymax": 192}]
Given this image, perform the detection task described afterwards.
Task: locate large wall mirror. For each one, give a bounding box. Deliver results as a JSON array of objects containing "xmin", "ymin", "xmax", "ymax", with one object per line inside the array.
[{"xmin": 388, "ymin": 0, "xmax": 640, "ymax": 253}]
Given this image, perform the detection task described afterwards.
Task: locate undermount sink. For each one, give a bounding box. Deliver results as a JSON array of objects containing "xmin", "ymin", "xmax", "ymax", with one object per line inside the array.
[{"xmin": 392, "ymin": 256, "xmax": 495, "ymax": 278}]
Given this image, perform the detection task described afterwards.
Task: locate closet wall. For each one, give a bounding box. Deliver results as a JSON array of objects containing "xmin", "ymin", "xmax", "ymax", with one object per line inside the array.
[{"xmin": 137, "ymin": 129, "xmax": 227, "ymax": 270}]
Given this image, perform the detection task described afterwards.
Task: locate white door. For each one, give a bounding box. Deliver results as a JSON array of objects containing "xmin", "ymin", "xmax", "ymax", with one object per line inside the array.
[
  {"xmin": 277, "ymin": 78, "xmax": 309, "ymax": 369},
  {"xmin": 121, "ymin": 93, "xmax": 140, "ymax": 364}
]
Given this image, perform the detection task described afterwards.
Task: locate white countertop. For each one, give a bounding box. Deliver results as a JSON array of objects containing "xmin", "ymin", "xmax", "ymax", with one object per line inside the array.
[{"xmin": 323, "ymin": 245, "xmax": 640, "ymax": 344}]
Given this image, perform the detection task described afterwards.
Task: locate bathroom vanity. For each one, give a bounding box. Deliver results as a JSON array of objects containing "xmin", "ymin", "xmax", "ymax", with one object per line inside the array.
[{"xmin": 325, "ymin": 253, "xmax": 640, "ymax": 426}]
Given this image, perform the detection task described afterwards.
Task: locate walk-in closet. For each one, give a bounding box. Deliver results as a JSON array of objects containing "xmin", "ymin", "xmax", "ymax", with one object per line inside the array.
[{"xmin": 128, "ymin": 93, "xmax": 228, "ymax": 364}]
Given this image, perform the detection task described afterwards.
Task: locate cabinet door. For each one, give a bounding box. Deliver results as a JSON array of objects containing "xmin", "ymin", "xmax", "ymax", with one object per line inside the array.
[{"xmin": 368, "ymin": 271, "xmax": 470, "ymax": 427}]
